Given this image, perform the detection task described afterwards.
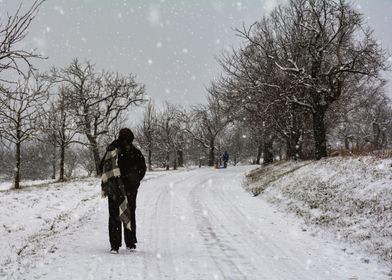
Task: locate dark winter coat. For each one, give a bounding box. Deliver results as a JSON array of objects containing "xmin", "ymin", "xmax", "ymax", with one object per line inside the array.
[
  {"xmin": 101, "ymin": 139, "xmax": 146, "ymax": 192},
  {"xmin": 223, "ymin": 151, "xmax": 229, "ymax": 162}
]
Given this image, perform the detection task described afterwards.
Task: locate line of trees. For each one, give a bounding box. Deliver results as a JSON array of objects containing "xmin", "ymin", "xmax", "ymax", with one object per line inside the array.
[
  {"xmin": 209, "ymin": 0, "xmax": 390, "ymax": 162},
  {"xmin": 0, "ymin": 59, "xmax": 146, "ymax": 188},
  {"xmin": 0, "ymin": 1, "xmax": 146, "ymax": 188},
  {"xmin": 136, "ymin": 0, "xmax": 392, "ymax": 168},
  {"xmin": 135, "ymin": 97, "xmax": 256, "ymax": 170},
  {"xmin": 1, "ymin": 0, "xmax": 392, "ymax": 188}
]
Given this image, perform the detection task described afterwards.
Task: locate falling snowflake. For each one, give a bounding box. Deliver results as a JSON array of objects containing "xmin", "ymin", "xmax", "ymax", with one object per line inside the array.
[
  {"xmin": 54, "ymin": 6, "xmax": 65, "ymax": 15},
  {"xmin": 147, "ymin": 4, "xmax": 161, "ymax": 27}
]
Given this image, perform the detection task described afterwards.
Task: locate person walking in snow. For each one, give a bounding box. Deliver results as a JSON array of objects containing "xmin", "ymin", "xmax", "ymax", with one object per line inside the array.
[
  {"xmin": 222, "ymin": 151, "xmax": 229, "ymax": 168},
  {"xmin": 100, "ymin": 128, "xmax": 146, "ymax": 254}
]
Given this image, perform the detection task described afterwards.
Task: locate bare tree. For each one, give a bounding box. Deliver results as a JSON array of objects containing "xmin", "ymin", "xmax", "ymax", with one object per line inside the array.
[
  {"xmin": 212, "ymin": 32, "xmax": 298, "ymax": 164},
  {"xmin": 39, "ymin": 106, "xmax": 58, "ymax": 179},
  {"xmin": 0, "ymin": 72, "xmax": 50, "ymax": 188},
  {"xmin": 75, "ymin": 146, "xmax": 95, "ymax": 177},
  {"xmin": 183, "ymin": 96, "xmax": 230, "ymax": 166},
  {"xmin": 328, "ymin": 80, "xmax": 392, "ymax": 152},
  {"xmin": 41, "ymin": 86, "xmax": 78, "ymax": 181},
  {"xmin": 51, "ymin": 59, "xmax": 146, "ymax": 175},
  {"xmin": 136, "ymin": 100, "xmax": 157, "ymax": 171},
  {"xmin": 244, "ymin": 0, "xmax": 387, "ymax": 159},
  {"xmin": 0, "ymin": 0, "xmax": 45, "ymax": 80},
  {"xmin": 213, "ymin": 0, "xmax": 388, "ymax": 160},
  {"xmin": 155, "ymin": 103, "xmax": 185, "ymax": 170}
]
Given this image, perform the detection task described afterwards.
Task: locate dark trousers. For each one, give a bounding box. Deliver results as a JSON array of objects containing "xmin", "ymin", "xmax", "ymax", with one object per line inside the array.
[{"xmin": 108, "ymin": 189, "xmax": 138, "ymax": 250}]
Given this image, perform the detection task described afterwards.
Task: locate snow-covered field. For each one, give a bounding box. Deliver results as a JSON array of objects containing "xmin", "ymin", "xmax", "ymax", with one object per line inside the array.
[
  {"xmin": 0, "ymin": 165, "xmax": 389, "ymax": 279},
  {"xmin": 246, "ymin": 156, "xmax": 392, "ymax": 268},
  {"xmin": 0, "ymin": 179, "xmax": 57, "ymax": 191}
]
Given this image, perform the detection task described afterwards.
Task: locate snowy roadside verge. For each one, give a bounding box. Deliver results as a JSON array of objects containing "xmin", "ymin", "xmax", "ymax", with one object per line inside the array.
[
  {"xmin": 244, "ymin": 157, "xmax": 392, "ymax": 266},
  {"xmin": 0, "ymin": 179, "xmax": 57, "ymax": 191},
  {"xmin": 0, "ymin": 170, "xmax": 173, "ymax": 279}
]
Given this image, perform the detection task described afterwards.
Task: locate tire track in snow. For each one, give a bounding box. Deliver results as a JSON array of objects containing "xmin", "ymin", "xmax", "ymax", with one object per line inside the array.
[
  {"xmin": 189, "ymin": 172, "xmax": 296, "ymax": 279},
  {"xmin": 7, "ymin": 167, "xmax": 388, "ymax": 280},
  {"xmin": 201, "ymin": 172, "xmax": 307, "ymax": 279},
  {"xmin": 141, "ymin": 175, "xmax": 189, "ymax": 279},
  {"xmin": 190, "ymin": 184, "xmax": 249, "ymax": 279}
]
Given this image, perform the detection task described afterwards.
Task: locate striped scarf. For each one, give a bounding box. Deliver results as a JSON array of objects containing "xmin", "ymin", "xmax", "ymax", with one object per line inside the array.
[{"xmin": 101, "ymin": 148, "xmax": 132, "ymax": 231}]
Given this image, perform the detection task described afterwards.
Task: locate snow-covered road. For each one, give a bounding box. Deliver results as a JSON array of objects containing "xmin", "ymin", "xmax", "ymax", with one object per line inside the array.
[{"xmin": 1, "ymin": 166, "xmax": 388, "ymax": 279}]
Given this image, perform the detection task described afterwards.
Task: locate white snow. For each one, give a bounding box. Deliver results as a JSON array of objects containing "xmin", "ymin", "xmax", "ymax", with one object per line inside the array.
[
  {"xmin": 0, "ymin": 166, "xmax": 389, "ymax": 279},
  {"xmin": 246, "ymin": 156, "xmax": 392, "ymax": 268},
  {"xmin": 0, "ymin": 179, "xmax": 56, "ymax": 191}
]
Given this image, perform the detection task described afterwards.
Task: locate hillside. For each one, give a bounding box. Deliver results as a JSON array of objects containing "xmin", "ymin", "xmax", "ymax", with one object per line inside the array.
[{"xmin": 245, "ymin": 156, "xmax": 392, "ymax": 266}]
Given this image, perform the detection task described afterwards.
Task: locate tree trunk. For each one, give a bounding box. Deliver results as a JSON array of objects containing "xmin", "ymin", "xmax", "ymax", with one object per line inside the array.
[
  {"xmin": 312, "ymin": 110, "xmax": 328, "ymax": 160},
  {"xmin": 208, "ymin": 138, "xmax": 215, "ymax": 167},
  {"xmin": 59, "ymin": 105, "xmax": 66, "ymax": 181},
  {"xmin": 286, "ymin": 138, "xmax": 295, "ymax": 160},
  {"xmin": 344, "ymin": 136, "xmax": 350, "ymax": 150},
  {"xmin": 87, "ymin": 136, "xmax": 101, "ymax": 176},
  {"xmin": 14, "ymin": 141, "xmax": 21, "ymax": 189},
  {"xmin": 51, "ymin": 144, "xmax": 56, "ymax": 180},
  {"xmin": 256, "ymin": 142, "xmax": 262, "ymax": 165},
  {"xmin": 165, "ymin": 151, "xmax": 170, "ymax": 170},
  {"xmin": 173, "ymin": 150, "xmax": 178, "ymax": 170},
  {"xmin": 286, "ymin": 132, "xmax": 300, "ymax": 160},
  {"xmin": 148, "ymin": 149, "xmax": 152, "ymax": 171},
  {"xmin": 177, "ymin": 150, "xmax": 184, "ymax": 167},
  {"xmin": 263, "ymin": 138, "xmax": 274, "ymax": 166},
  {"xmin": 372, "ymin": 122, "xmax": 381, "ymax": 150},
  {"xmin": 59, "ymin": 142, "xmax": 65, "ymax": 181}
]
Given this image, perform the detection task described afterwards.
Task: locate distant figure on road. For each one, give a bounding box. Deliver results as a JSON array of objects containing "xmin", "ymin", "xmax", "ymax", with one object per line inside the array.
[
  {"xmin": 223, "ymin": 151, "xmax": 229, "ymax": 168},
  {"xmin": 100, "ymin": 128, "xmax": 146, "ymax": 254}
]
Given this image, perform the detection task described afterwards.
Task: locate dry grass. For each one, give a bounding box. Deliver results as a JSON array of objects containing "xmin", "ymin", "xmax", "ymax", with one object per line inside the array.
[{"xmin": 329, "ymin": 148, "xmax": 392, "ymax": 159}]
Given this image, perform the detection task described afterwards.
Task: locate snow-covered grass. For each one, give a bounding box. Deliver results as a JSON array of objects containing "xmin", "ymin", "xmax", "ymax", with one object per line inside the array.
[
  {"xmin": 0, "ymin": 165, "xmax": 389, "ymax": 279},
  {"xmin": 0, "ymin": 167, "xmax": 186, "ymax": 191},
  {"xmin": 0, "ymin": 170, "xmax": 174, "ymax": 278},
  {"xmin": 0, "ymin": 177, "xmax": 100, "ymax": 278},
  {"xmin": 0, "ymin": 179, "xmax": 57, "ymax": 191},
  {"xmin": 245, "ymin": 156, "xmax": 392, "ymax": 264}
]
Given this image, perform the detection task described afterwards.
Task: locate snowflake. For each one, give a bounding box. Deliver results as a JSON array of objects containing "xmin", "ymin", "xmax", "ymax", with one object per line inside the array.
[
  {"xmin": 236, "ymin": 2, "xmax": 243, "ymax": 11},
  {"xmin": 54, "ymin": 6, "xmax": 65, "ymax": 15},
  {"xmin": 147, "ymin": 5, "xmax": 161, "ymax": 27}
]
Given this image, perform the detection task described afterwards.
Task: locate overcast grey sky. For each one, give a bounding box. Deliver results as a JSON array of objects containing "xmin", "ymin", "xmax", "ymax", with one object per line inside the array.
[{"xmin": 1, "ymin": 0, "xmax": 392, "ymax": 116}]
